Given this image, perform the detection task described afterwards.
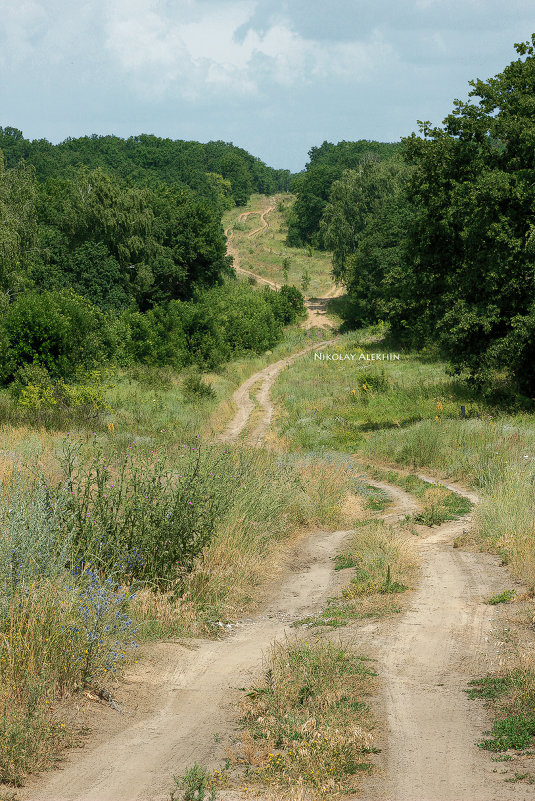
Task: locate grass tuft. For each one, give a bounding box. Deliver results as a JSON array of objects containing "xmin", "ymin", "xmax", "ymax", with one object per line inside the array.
[{"xmin": 238, "ymin": 640, "xmax": 376, "ymax": 796}]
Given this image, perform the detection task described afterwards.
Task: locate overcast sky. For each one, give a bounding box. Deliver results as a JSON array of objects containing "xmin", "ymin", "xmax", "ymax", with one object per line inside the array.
[{"xmin": 0, "ymin": 0, "xmax": 533, "ymax": 171}]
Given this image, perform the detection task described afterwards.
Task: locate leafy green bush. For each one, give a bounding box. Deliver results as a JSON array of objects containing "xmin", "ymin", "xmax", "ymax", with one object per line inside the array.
[
  {"xmin": 182, "ymin": 372, "xmax": 216, "ymax": 401},
  {"xmin": 263, "ymin": 284, "xmax": 306, "ymax": 325},
  {"xmin": 7, "ymin": 364, "xmax": 109, "ymax": 426},
  {"xmin": 0, "ymin": 290, "xmax": 111, "ymax": 383}
]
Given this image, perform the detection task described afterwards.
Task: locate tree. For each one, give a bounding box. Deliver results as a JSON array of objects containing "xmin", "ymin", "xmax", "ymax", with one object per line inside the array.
[
  {"xmin": 321, "ymin": 159, "xmax": 413, "ymax": 326},
  {"xmin": 396, "ymin": 34, "xmax": 535, "ymax": 391}
]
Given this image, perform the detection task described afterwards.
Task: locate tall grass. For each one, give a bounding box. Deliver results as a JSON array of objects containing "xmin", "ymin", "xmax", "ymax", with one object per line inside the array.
[
  {"xmin": 0, "ymin": 436, "xmax": 359, "ymax": 783},
  {"xmin": 238, "ymin": 640, "xmax": 375, "ymax": 796},
  {"xmin": 0, "ymin": 479, "xmax": 136, "ymax": 784},
  {"xmin": 361, "ymin": 415, "xmax": 535, "ymax": 588},
  {"xmin": 272, "ymin": 333, "xmax": 481, "ymax": 452}
]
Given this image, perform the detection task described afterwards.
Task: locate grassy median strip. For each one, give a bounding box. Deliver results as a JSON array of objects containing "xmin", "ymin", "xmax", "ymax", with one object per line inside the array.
[
  {"xmin": 364, "ymin": 465, "xmax": 472, "ymax": 525},
  {"xmin": 237, "ymin": 639, "xmax": 377, "ymax": 797},
  {"xmin": 295, "ymin": 517, "xmax": 416, "ymax": 630}
]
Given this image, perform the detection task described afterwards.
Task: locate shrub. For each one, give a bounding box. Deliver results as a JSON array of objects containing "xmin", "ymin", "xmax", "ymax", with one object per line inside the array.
[
  {"xmin": 263, "ymin": 284, "xmax": 306, "ymax": 325},
  {"xmin": 182, "ymin": 372, "xmax": 216, "ymax": 401},
  {"xmin": 57, "ymin": 439, "xmax": 246, "ymax": 587},
  {"xmin": 0, "ymin": 290, "xmax": 110, "ymax": 383}
]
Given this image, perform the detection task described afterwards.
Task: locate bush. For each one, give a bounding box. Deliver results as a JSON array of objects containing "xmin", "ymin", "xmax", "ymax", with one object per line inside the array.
[
  {"xmin": 182, "ymin": 372, "xmax": 216, "ymax": 401},
  {"xmin": 9, "ymin": 364, "xmax": 109, "ymax": 426},
  {"xmin": 263, "ymin": 284, "xmax": 306, "ymax": 325},
  {"xmin": 197, "ymin": 282, "xmax": 282, "ymax": 355},
  {"xmin": 57, "ymin": 440, "xmax": 247, "ymax": 587},
  {"xmin": 0, "ymin": 290, "xmax": 111, "ymax": 383}
]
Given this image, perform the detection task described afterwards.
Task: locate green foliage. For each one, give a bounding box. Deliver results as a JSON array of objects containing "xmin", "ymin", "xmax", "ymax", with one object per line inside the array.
[
  {"xmin": 262, "ymin": 284, "xmax": 306, "ymax": 325},
  {"xmin": 487, "ymin": 589, "xmax": 516, "ymax": 605},
  {"xmin": 0, "ymin": 290, "xmax": 111, "ymax": 383},
  {"xmin": 394, "ymin": 37, "xmax": 535, "ymax": 393},
  {"xmin": 466, "ymin": 676, "xmax": 513, "ymax": 700},
  {"xmin": 182, "ymin": 372, "xmax": 216, "ymax": 401},
  {"xmin": 58, "ymin": 440, "xmax": 244, "ymax": 587},
  {"xmin": 287, "ymin": 140, "xmax": 400, "ymax": 247},
  {"xmin": 321, "ymin": 159, "xmax": 413, "ymax": 327},
  {"xmin": 0, "ymin": 128, "xmax": 290, "ymax": 206},
  {"xmin": 479, "ymin": 714, "xmax": 535, "ymax": 752},
  {"xmin": 171, "ymin": 764, "xmax": 216, "ymax": 801}
]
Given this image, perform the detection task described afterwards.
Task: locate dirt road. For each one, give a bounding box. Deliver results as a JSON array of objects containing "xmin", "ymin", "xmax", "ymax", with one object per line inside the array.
[
  {"xmin": 359, "ymin": 478, "xmax": 529, "ymax": 801},
  {"xmin": 26, "ymin": 527, "xmax": 355, "ymax": 801},
  {"xmin": 225, "ymin": 203, "xmax": 342, "ymax": 328},
  {"xmin": 24, "ymin": 342, "xmax": 531, "ymax": 800},
  {"xmin": 218, "ymin": 339, "xmax": 335, "ymax": 445}
]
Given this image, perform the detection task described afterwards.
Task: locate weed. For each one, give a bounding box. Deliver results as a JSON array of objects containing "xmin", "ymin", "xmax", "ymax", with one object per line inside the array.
[
  {"xmin": 238, "ymin": 640, "xmax": 375, "ymax": 795},
  {"xmin": 487, "ymin": 589, "xmax": 516, "ymax": 605},
  {"xmin": 171, "ymin": 763, "xmax": 216, "ymax": 801},
  {"xmin": 479, "ymin": 715, "xmax": 535, "ymax": 751},
  {"xmin": 506, "ymin": 771, "xmax": 532, "ymax": 782},
  {"xmin": 182, "ymin": 373, "xmax": 216, "ymax": 402},
  {"xmin": 466, "ymin": 676, "xmax": 513, "ymax": 700},
  {"xmin": 334, "ymin": 554, "xmax": 358, "ymax": 571}
]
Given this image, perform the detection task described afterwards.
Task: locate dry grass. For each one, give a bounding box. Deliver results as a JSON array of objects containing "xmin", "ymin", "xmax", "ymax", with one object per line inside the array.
[
  {"xmin": 297, "ymin": 518, "xmax": 416, "ymax": 629},
  {"xmin": 237, "ymin": 639, "xmax": 376, "ymax": 797}
]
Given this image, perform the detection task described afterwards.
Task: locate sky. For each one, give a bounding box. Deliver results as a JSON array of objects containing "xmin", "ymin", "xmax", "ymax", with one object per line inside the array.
[{"xmin": 0, "ymin": 0, "xmax": 534, "ymax": 171}]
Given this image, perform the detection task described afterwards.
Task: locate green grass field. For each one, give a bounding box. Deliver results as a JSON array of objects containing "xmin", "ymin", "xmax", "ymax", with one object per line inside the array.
[{"xmin": 223, "ymin": 194, "xmax": 338, "ymax": 298}]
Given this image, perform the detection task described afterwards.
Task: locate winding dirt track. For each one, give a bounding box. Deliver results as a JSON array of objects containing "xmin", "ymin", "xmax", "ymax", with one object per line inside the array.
[
  {"xmin": 360, "ymin": 480, "xmax": 522, "ymax": 801},
  {"xmin": 24, "ymin": 208, "xmax": 531, "ymax": 800},
  {"xmin": 218, "ymin": 339, "xmax": 335, "ymax": 445},
  {"xmin": 25, "ymin": 338, "xmax": 532, "ymax": 800},
  {"xmin": 225, "ymin": 202, "xmax": 342, "ymax": 328}
]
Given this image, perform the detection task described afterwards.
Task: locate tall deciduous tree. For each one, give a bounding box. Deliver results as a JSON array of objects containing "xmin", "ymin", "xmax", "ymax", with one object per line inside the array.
[{"xmin": 397, "ymin": 34, "xmax": 535, "ymax": 391}]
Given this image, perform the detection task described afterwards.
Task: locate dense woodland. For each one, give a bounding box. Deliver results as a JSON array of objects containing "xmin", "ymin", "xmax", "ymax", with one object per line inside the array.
[
  {"xmin": 0, "ymin": 131, "xmax": 303, "ymax": 406},
  {"xmin": 290, "ymin": 36, "xmax": 535, "ymax": 398}
]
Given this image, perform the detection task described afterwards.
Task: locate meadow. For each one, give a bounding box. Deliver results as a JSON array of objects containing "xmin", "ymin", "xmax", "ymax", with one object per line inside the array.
[
  {"xmin": 0, "ymin": 318, "xmax": 356, "ymax": 786},
  {"xmin": 223, "ymin": 195, "xmax": 337, "ymax": 298}
]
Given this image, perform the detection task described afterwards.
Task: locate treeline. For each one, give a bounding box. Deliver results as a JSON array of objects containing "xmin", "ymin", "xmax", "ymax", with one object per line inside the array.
[
  {"xmin": 0, "ymin": 128, "xmax": 291, "ymax": 206},
  {"xmin": 286, "ymin": 139, "xmax": 400, "ymax": 248},
  {"xmin": 0, "ymin": 133, "xmax": 304, "ymax": 405},
  {"xmin": 299, "ymin": 36, "xmax": 535, "ymax": 397}
]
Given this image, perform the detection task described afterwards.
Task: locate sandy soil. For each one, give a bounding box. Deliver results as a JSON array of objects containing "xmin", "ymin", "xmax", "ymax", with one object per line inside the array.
[{"xmin": 357, "ymin": 480, "xmax": 533, "ymax": 801}]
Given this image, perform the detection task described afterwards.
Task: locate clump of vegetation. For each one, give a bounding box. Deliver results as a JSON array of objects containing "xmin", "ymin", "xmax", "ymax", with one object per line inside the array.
[
  {"xmin": 487, "ymin": 589, "xmax": 516, "ymax": 605},
  {"xmin": 469, "ymin": 667, "xmax": 535, "ymax": 753},
  {"xmin": 238, "ymin": 640, "xmax": 376, "ymax": 795},
  {"xmin": 0, "ymin": 478, "xmax": 137, "ymax": 785},
  {"xmin": 182, "ymin": 373, "xmax": 216, "ymax": 402},
  {"xmin": 297, "ymin": 518, "xmax": 414, "ymax": 629},
  {"xmin": 171, "ymin": 763, "xmax": 216, "ymax": 801}
]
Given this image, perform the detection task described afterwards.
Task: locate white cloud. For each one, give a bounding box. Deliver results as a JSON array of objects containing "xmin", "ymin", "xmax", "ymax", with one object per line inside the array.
[{"xmin": 102, "ymin": 0, "xmax": 393, "ymax": 98}]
